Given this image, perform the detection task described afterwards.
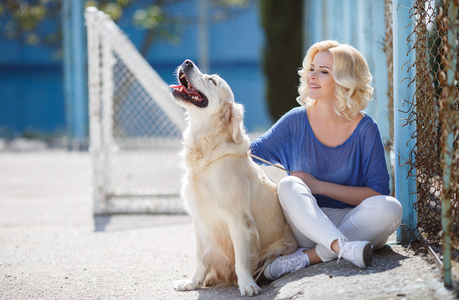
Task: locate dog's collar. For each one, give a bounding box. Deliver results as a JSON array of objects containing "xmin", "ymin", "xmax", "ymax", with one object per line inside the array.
[{"xmin": 205, "ymin": 151, "xmax": 247, "ymax": 167}]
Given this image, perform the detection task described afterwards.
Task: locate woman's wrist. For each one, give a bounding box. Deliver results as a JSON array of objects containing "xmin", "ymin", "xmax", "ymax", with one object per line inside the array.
[{"xmin": 315, "ymin": 180, "xmax": 327, "ymax": 195}]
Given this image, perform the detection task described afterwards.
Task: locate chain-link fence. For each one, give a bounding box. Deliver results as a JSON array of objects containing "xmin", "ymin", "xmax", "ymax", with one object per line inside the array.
[
  {"xmin": 388, "ymin": 0, "xmax": 458, "ymax": 286},
  {"xmin": 86, "ymin": 8, "xmax": 187, "ymax": 214}
]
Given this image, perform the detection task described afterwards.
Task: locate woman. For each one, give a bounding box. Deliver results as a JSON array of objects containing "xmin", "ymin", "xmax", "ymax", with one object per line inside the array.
[{"xmin": 250, "ymin": 40, "xmax": 402, "ymax": 280}]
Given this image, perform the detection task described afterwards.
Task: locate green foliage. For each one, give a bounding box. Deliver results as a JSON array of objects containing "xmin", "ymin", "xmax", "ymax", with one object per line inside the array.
[
  {"xmin": 0, "ymin": 0, "xmax": 252, "ymax": 55},
  {"xmin": 259, "ymin": 0, "xmax": 303, "ymax": 121},
  {"xmin": 0, "ymin": 0, "xmax": 61, "ymax": 46}
]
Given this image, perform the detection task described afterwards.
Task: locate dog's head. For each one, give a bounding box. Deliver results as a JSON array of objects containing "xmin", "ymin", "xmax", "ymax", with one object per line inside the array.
[{"xmin": 170, "ymin": 60, "xmax": 245, "ymax": 144}]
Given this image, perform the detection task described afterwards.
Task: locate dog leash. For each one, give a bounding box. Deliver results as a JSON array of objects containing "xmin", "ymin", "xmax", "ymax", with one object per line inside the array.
[{"xmin": 248, "ymin": 152, "xmax": 292, "ymax": 174}]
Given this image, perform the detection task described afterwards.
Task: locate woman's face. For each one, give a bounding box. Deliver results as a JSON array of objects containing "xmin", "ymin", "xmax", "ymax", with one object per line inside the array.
[{"xmin": 307, "ymin": 51, "xmax": 336, "ymax": 102}]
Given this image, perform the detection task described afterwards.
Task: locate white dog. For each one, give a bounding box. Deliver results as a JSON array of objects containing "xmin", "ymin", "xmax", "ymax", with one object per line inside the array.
[{"xmin": 170, "ymin": 60, "xmax": 297, "ymax": 296}]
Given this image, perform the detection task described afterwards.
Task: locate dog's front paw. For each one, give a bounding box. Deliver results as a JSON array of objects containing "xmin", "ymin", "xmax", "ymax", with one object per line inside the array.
[
  {"xmin": 239, "ymin": 282, "xmax": 261, "ymax": 296},
  {"xmin": 174, "ymin": 279, "xmax": 200, "ymax": 291}
]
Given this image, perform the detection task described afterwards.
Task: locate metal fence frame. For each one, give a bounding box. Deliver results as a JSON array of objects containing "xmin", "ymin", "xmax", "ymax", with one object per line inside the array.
[{"xmin": 85, "ymin": 7, "xmax": 186, "ymax": 215}]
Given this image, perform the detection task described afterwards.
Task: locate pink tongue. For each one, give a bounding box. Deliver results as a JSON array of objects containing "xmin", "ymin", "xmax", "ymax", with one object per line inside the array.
[{"xmin": 169, "ymin": 84, "xmax": 201, "ymax": 98}]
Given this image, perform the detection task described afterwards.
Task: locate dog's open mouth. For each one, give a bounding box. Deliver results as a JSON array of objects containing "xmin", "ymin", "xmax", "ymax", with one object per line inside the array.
[{"xmin": 170, "ymin": 69, "xmax": 208, "ymax": 108}]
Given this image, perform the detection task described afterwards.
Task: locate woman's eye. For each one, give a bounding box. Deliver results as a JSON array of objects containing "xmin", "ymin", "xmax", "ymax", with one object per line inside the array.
[{"xmin": 309, "ymin": 68, "xmax": 328, "ymax": 74}]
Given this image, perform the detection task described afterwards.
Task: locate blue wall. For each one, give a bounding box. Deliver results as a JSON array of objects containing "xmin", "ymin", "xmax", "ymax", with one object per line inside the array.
[
  {"xmin": 0, "ymin": 30, "xmax": 65, "ymax": 137},
  {"xmin": 0, "ymin": 0, "xmax": 273, "ymax": 138}
]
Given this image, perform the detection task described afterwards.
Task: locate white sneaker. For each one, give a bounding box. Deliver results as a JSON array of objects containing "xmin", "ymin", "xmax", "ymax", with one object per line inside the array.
[
  {"xmin": 264, "ymin": 248, "xmax": 309, "ymax": 280},
  {"xmin": 338, "ymin": 238, "xmax": 373, "ymax": 269}
]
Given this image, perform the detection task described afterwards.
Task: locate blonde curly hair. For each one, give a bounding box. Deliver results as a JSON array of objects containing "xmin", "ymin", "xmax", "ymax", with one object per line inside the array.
[{"xmin": 297, "ymin": 40, "xmax": 374, "ymax": 120}]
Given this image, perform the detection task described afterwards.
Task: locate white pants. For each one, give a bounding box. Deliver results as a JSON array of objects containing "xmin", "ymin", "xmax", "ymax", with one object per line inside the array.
[{"xmin": 277, "ymin": 176, "xmax": 403, "ymax": 262}]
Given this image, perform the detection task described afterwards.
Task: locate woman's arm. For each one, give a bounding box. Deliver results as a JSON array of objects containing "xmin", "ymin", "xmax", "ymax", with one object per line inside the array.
[
  {"xmin": 250, "ymin": 107, "xmax": 302, "ymax": 167},
  {"xmin": 291, "ymin": 171, "xmax": 381, "ymax": 206}
]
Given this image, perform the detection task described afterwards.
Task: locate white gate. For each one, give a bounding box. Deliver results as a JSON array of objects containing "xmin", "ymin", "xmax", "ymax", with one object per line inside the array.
[{"xmin": 85, "ymin": 7, "xmax": 186, "ymax": 214}]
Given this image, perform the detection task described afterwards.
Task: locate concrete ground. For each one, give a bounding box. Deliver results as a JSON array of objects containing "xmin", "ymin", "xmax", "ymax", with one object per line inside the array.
[{"xmin": 0, "ymin": 150, "xmax": 457, "ymax": 299}]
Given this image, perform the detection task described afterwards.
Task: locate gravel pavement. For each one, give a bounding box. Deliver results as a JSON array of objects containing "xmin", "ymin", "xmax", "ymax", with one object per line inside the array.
[{"xmin": 0, "ymin": 150, "xmax": 457, "ymax": 299}]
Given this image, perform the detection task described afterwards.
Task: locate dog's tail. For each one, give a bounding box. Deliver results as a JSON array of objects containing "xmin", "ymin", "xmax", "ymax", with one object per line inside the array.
[
  {"xmin": 253, "ymin": 257, "xmax": 276, "ymax": 282},
  {"xmin": 253, "ymin": 240, "xmax": 296, "ymax": 281}
]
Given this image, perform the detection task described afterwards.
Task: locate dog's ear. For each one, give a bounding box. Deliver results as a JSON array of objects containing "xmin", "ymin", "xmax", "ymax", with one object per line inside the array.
[
  {"xmin": 231, "ymin": 102, "xmax": 245, "ymax": 144},
  {"xmin": 220, "ymin": 102, "xmax": 245, "ymax": 144}
]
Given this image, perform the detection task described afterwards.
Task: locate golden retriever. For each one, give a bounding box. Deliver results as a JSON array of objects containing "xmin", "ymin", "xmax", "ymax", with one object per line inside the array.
[{"xmin": 170, "ymin": 60, "xmax": 297, "ymax": 296}]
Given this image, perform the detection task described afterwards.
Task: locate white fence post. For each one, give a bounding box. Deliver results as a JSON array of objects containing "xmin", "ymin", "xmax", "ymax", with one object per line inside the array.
[{"xmin": 86, "ymin": 8, "xmax": 104, "ymax": 214}]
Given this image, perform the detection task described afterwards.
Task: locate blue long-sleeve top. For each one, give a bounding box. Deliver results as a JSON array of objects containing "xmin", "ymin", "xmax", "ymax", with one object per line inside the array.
[{"xmin": 250, "ymin": 106, "xmax": 390, "ymax": 209}]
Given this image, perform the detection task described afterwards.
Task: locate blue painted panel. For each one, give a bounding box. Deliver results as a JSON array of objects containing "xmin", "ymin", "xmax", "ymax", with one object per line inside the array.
[
  {"xmin": 0, "ymin": 0, "xmax": 270, "ymax": 137},
  {"xmin": 0, "ymin": 13, "xmax": 64, "ymax": 137},
  {"xmin": 0, "ymin": 34, "xmax": 60, "ymax": 65},
  {"xmin": 213, "ymin": 64, "xmax": 272, "ymax": 131},
  {"xmin": 0, "ymin": 65, "xmax": 65, "ymax": 136},
  {"xmin": 143, "ymin": 0, "xmax": 264, "ymax": 63},
  {"xmin": 208, "ymin": 7, "xmax": 264, "ymax": 62}
]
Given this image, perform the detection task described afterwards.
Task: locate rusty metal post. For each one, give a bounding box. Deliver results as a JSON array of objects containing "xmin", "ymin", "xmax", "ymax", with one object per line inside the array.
[{"xmin": 441, "ymin": 0, "xmax": 458, "ymax": 289}]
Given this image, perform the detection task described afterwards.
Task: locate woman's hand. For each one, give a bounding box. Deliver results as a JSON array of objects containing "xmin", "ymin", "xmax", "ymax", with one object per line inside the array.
[{"xmin": 291, "ymin": 171, "xmax": 324, "ymax": 195}]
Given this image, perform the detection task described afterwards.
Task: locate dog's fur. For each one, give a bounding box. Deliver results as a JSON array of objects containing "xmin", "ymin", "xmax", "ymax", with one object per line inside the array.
[{"xmin": 170, "ymin": 60, "xmax": 297, "ymax": 296}]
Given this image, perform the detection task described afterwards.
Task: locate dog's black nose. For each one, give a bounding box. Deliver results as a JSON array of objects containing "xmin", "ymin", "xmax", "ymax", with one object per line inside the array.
[{"xmin": 184, "ymin": 59, "xmax": 194, "ymax": 69}]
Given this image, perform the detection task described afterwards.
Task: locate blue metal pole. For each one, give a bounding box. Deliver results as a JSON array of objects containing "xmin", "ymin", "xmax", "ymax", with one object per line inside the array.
[
  {"xmin": 70, "ymin": 0, "xmax": 87, "ymax": 148},
  {"xmin": 63, "ymin": 0, "xmax": 87, "ymax": 149},
  {"xmin": 393, "ymin": 0, "xmax": 417, "ymax": 244},
  {"xmin": 198, "ymin": 0, "xmax": 209, "ymax": 73},
  {"xmin": 371, "ymin": 0, "xmax": 393, "ymax": 193},
  {"xmin": 62, "ymin": 0, "xmax": 73, "ymax": 141}
]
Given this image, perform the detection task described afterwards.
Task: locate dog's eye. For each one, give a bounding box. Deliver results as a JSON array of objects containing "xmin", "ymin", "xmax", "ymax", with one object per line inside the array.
[{"xmin": 208, "ymin": 77, "xmax": 217, "ymax": 85}]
